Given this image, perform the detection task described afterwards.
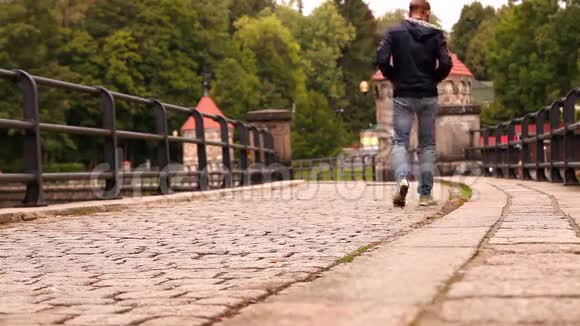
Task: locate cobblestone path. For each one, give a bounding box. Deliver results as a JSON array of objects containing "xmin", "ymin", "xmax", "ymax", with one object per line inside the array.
[{"xmin": 0, "ymin": 183, "xmax": 448, "ymax": 326}]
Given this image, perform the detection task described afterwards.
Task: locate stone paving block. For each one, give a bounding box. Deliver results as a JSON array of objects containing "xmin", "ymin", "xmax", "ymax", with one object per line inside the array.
[
  {"xmin": 0, "ymin": 302, "xmax": 53, "ymax": 314},
  {"xmin": 220, "ymin": 302, "xmax": 419, "ymax": 326},
  {"xmin": 115, "ymin": 289, "xmax": 187, "ymax": 300},
  {"xmin": 488, "ymin": 243, "xmax": 580, "ymax": 254},
  {"xmin": 447, "ymin": 278, "xmax": 580, "ymax": 297},
  {"xmin": 195, "ymin": 296, "xmax": 247, "ymax": 307},
  {"xmin": 64, "ymin": 313, "xmax": 153, "ymax": 326},
  {"xmin": 139, "ymin": 316, "xmax": 209, "ymax": 326},
  {"xmin": 439, "ymin": 298, "xmax": 580, "ymax": 324},
  {"xmin": 488, "ymin": 236, "xmax": 580, "ymax": 245},
  {"xmin": 484, "ymin": 253, "xmax": 580, "ymax": 266},
  {"xmin": 130, "ymin": 304, "xmax": 229, "ymax": 319},
  {"xmin": 0, "ymin": 313, "xmax": 73, "ymax": 325},
  {"xmin": 47, "ymin": 304, "xmax": 132, "ymax": 315},
  {"xmin": 426, "ymin": 216, "xmax": 499, "ymax": 228},
  {"xmin": 391, "ymin": 227, "xmax": 490, "ymax": 248}
]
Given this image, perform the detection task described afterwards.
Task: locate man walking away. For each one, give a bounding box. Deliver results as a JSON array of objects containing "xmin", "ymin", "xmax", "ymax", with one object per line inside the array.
[{"xmin": 376, "ymin": 0, "xmax": 452, "ymax": 208}]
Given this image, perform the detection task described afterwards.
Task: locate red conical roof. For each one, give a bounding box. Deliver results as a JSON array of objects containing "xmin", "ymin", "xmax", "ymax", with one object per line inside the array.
[
  {"xmin": 181, "ymin": 96, "xmax": 229, "ymax": 131},
  {"xmin": 449, "ymin": 52, "xmax": 474, "ymax": 77}
]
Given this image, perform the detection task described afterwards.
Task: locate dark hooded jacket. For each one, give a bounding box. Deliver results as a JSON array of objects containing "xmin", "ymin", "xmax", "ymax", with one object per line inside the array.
[{"xmin": 377, "ymin": 18, "xmax": 452, "ymax": 98}]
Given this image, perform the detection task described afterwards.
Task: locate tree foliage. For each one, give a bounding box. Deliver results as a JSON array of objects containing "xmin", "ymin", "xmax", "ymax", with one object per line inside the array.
[
  {"xmin": 451, "ymin": 2, "xmax": 496, "ymax": 63},
  {"xmin": 0, "ymin": 0, "xmax": 362, "ymax": 167},
  {"xmin": 484, "ymin": 0, "xmax": 579, "ymax": 120},
  {"xmin": 333, "ymin": 0, "xmax": 378, "ymax": 137}
]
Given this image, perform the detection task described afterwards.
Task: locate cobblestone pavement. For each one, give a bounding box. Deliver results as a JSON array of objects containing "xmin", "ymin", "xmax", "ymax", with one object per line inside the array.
[
  {"xmin": 419, "ymin": 181, "xmax": 580, "ymax": 325},
  {"xmin": 0, "ymin": 182, "xmax": 448, "ymax": 326}
]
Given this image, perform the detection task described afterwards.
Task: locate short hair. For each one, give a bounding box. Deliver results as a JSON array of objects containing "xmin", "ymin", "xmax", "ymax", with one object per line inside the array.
[{"xmin": 409, "ymin": 0, "xmax": 431, "ymax": 14}]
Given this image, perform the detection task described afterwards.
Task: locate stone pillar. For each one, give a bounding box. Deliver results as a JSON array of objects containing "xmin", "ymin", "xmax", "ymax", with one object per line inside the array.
[
  {"xmin": 436, "ymin": 105, "xmax": 481, "ymax": 175},
  {"xmin": 374, "ymin": 81, "xmax": 395, "ymax": 180},
  {"xmin": 247, "ymin": 109, "xmax": 292, "ymax": 166}
]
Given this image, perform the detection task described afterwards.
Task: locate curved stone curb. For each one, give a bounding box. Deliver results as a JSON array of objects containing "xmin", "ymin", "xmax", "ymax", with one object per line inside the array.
[
  {"xmin": 0, "ymin": 181, "xmax": 305, "ymax": 226},
  {"xmin": 216, "ymin": 178, "xmax": 505, "ymax": 326}
]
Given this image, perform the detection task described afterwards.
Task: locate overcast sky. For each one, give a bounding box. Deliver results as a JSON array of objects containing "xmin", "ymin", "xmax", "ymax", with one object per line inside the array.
[{"xmin": 301, "ymin": 0, "xmax": 509, "ymax": 31}]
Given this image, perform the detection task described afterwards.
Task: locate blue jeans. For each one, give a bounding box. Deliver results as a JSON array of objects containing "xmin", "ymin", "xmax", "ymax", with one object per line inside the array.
[{"xmin": 391, "ymin": 97, "xmax": 438, "ymax": 196}]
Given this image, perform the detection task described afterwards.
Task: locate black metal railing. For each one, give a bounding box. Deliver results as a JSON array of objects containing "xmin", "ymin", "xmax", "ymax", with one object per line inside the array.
[
  {"xmin": 292, "ymin": 155, "xmax": 381, "ymax": 181},
  {"xmin": 0, "ymin": 69, "xmax": 279, "ymax": 207},
  {"xmin": 466, "ymin": 88, "xmax": 580, "ymax": 185}
]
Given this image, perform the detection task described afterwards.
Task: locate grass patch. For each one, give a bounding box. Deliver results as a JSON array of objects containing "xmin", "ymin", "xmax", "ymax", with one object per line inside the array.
[
  {"xmin": 439, "ymin": 180, "xmax": 472, "ymax": 202},
  {"xmin": 336, "ymin": 242, "xmax": 381, "ymax": 264},
  {"xmin": 459, "ymin": 183, "xmax": 473, "ymax": 200}
]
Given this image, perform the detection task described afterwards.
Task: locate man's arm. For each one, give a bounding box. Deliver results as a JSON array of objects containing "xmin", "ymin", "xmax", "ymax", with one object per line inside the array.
[
  {"xmin": 434, "ymin": 33, "xmax": 452, "ymax": 82},
  {"xmin": 376, "ymin": 30, "xmax": 394, "ymax": 81}
]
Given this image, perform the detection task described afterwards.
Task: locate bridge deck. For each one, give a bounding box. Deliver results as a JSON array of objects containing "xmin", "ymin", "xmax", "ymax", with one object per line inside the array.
[{"xmin": 1, "ymin": 179, "xmax": 579, "ymax": 325}]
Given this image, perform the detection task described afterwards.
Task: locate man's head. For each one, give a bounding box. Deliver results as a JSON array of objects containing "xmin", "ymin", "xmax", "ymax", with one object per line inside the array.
[{"xmin": 409, "ymin": 0, "xmax": 431, "ymax": 21}]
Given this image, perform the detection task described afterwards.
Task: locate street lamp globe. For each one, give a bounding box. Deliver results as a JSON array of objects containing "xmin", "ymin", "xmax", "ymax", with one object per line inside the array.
[{"xmin": 359, "ymin": 80, "xmax": 370, "ymax": 94}]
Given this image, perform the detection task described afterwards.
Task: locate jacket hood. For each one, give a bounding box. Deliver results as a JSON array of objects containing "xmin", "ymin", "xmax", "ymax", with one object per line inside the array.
[{"xmin": 404, "ymin": 18, "xmax": 441, "ymax": 42}]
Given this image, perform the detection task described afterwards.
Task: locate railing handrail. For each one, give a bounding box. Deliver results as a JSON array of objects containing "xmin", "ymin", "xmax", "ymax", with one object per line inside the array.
[
  {"xmin": 0, "ymin": 68, "xmax": 279, "ymax": 207},
  {"xmin": 466, "ymin": 88, "xmax": 579, "ymax": 185}
]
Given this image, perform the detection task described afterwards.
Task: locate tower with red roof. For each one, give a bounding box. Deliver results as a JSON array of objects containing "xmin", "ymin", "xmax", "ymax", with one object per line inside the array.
[{"xmin": 181, "ymin": 96, "xmax": 233, "ymax": 169}]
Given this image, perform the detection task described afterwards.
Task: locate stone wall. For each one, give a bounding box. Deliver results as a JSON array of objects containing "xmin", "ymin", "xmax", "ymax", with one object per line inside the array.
[{"xmin": 183, "ymin": 128, "xmax": 234, "ymax": 169}]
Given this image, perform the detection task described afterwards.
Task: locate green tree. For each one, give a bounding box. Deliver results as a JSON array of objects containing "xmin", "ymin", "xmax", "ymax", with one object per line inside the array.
[
  {"xmin": 212, "ymin": 45, "xmax": 261, "ymax": 120},
  {"xmin": 375, "ymin": 9, "xmax": 405, "ymax": 39},
  {"xmin": 229, "ymin": 0, "xmax": 275, "ymax": 31},
  {"xmin": 0, "ymin": 0, "xmax": 81, "ymax": 167},
  {"xmin": 451, "ymin": 2, "xmax": 496, "ymax": 61},
  {"xmin": 465, "ymin": 17, "xmax": 496, "ymax": 80},
  {"xmin": 234, "ymin": 14, "xmax": 306, "ymax": 110},
  {"xmin": 292, "ymin": 91, "xmax": 347, "ymax": 158},
  {"xmin": 333, "ymin": 0, "xmax": 377, "ymax": 138},
  {"xmin": 485, "ymin": 0, "xmax": 579, "ymax": 118},
  {"xmin": 277, "ymin": 1, "xmax": 355, "ymax": 103}
]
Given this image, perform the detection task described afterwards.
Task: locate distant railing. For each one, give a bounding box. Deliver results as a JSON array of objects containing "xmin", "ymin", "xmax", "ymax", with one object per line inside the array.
[
  {"xmin": 292, "ymin": 155, "xmax": 381, "ymax": 181},
  {"xmin": 0, "ymin": 69, "xmax": 279, "ymax": 207},
  {"xmin": 466, "ymin": 88, "xmax": 579, "ymax": 185}
]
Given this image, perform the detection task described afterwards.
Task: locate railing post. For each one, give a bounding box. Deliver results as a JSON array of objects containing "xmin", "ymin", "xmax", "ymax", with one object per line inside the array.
[
  {"xmin": 483, "ymin": 128, "xmax": 491, "ymax": 177},
  {"xmin": 535, "ymin": 109, "xmax": 548, "ymax": 181},
  {"xmin": 563, "ymin": 90, "xmax": 579, "ymax": 185},
  {"xmin": 260, "ymin": 129, "xmax": 272, "ymax": 166},
  {"xmin": 249, "ymin": 126, "xmax": 263, "ymax": 184},
  {"xmin": 507, "ymin": 121, "xmax": 518, "ymax": 179},
  {"xmin": 549, "ymin": 100, "xmax": 564, "ymax": 183},
  {"xmin": 350, "ymin": 156, "xmax": 356, "ymax": 181},
  {"xmin": 263, "ymin": 131, "xmax": 274, "ymax": 166},
  {"xmin": 191, "ymin": 108, "xmax": 208, "ymax": 191},
  {"xmin": 15, "ymin": 70, "xmax": 46, "ymax": 207},
  {"xmin": 494, "ymin": 126, "xmax": 503, "ymax": 178},
  {"xmin": 151, "ymin": 100, "xmax": 172, "ymax": 194},
  {"xmin": 217, "ymin": 116, "xmax": 232, "ymax": 188},
  {"xmin": 362, "ymin": 155, "xmax": 369, "ymax": 181},
  {"xmin": 97, "ymin": 87, "xmax": 121, "ymax": 199},
  {"xmin": 371, "ymin": 155, "xmax": 377, "ymax": 182},
  {"xmin": 238, "ymin": 122, "xmax": 250, "ymax": 186},
  {"xmin": 521, "ymin": 114, "xmax": 532, "ymax": 180}
]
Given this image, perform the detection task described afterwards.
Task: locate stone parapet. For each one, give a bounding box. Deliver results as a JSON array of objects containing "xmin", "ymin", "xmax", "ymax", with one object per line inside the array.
[{"xmin": 247, "ymin": 109, "xmax": 293, "ymax": 165}]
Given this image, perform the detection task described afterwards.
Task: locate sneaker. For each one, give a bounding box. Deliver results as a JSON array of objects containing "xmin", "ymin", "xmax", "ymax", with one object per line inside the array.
[
  {"xmin": 419, "ymin": 194, "xmax": 438, "ymax": 207},
  {"xmin": 393, "ymin": 179, "xmax": 409, "ymax": 208}
]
